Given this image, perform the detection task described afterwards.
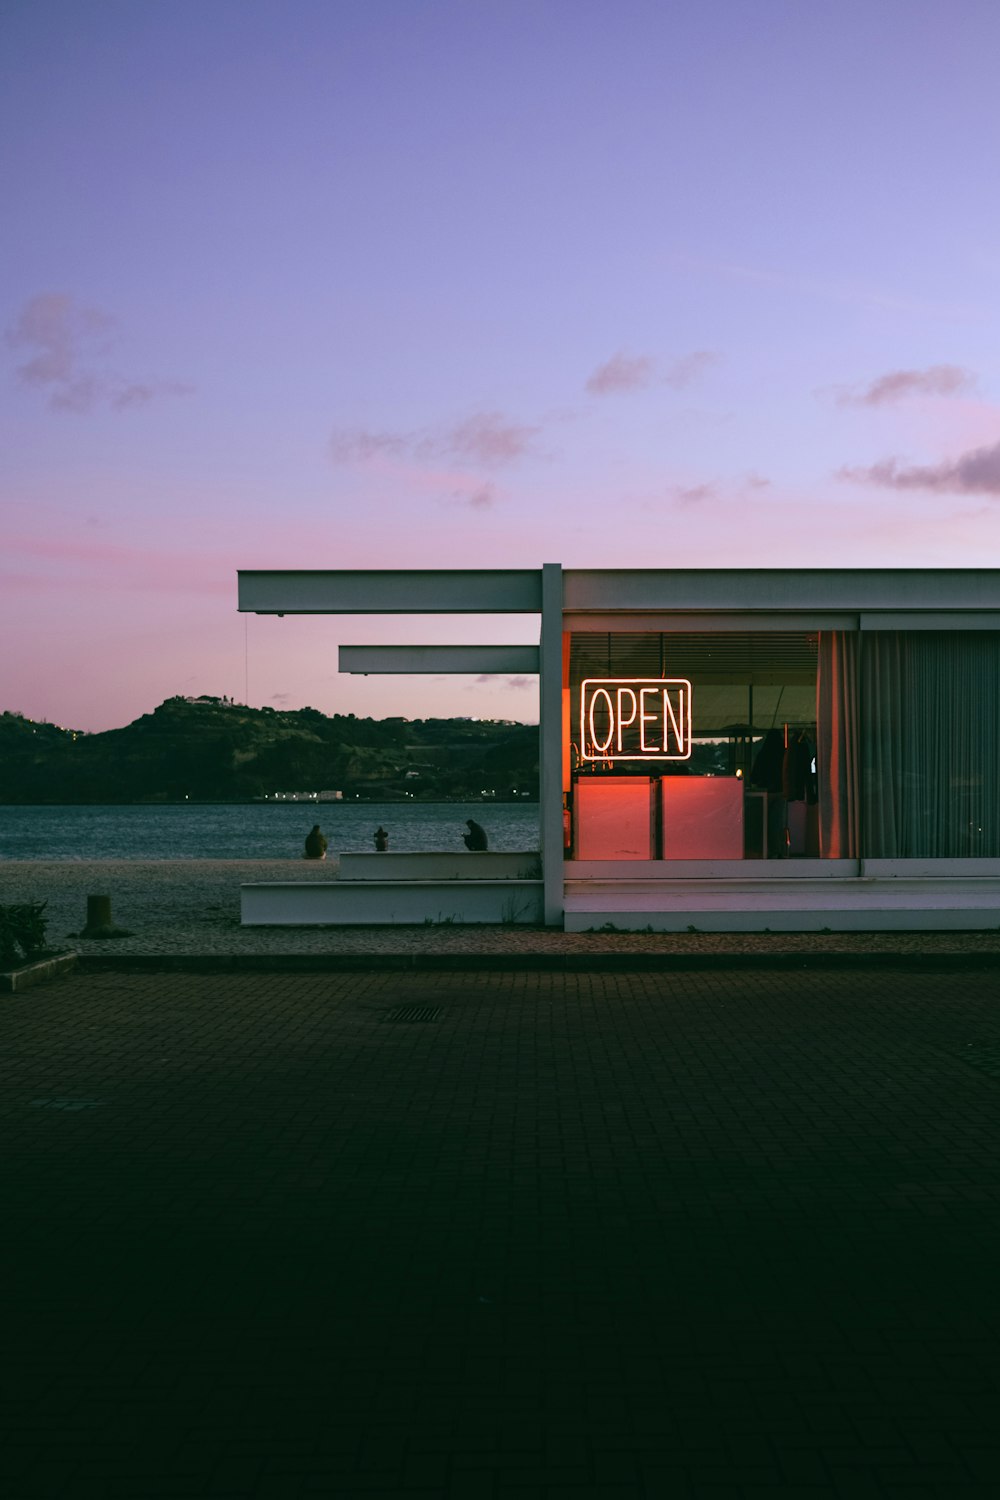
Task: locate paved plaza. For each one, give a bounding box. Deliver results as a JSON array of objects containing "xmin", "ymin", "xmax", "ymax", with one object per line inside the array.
[{"xmin": 2, "ymin": 962, "xmax": 999, "ymax": 1498}]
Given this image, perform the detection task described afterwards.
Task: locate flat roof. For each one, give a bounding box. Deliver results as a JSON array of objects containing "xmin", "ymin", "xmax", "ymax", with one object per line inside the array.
[{"xmin": 239, "ymin": 567, "xmax": 1000, "ymax": 615}]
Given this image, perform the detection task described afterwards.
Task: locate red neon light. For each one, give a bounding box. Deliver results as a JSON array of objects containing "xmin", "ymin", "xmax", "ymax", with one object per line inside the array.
[{"xmin": 580, "ymin": 678, "xmax": 692, "ymax": 762}]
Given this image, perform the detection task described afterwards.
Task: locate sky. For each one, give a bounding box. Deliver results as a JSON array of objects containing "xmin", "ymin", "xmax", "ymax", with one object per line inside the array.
[{"xmin": 3, "ymin": 0, "xmax": 999, "ymax": 733}]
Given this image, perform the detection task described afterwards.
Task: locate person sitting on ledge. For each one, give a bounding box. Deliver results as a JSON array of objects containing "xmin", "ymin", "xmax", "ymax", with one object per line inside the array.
[
  {"xmin": 304, "ymin": 824, "xmax": 328, "ymax": 860},
  {"xmin": 463, "ymin": 818, "xmax": 488, "ymax": 851},
  {"xmin": 374, "ymin": 827, "xmax": 389, "ymax": 851}
]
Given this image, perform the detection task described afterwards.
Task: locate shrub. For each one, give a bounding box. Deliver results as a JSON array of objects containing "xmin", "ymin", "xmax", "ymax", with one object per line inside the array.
[{"xmin": 0, "ymin": 902, "xmax": 49, "ymax": 967}]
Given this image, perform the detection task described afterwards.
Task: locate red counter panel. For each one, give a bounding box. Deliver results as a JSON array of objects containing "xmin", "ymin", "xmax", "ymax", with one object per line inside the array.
[
  {"xmin": 575, "ymin": 777, "xmax": 654, "ymax": 860},
  {"xmin": 660, "ymin": 777, "xmax": 744, "ymax": 859}
]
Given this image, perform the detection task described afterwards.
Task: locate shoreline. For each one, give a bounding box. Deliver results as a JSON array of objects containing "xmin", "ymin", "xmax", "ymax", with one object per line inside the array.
[
  {"xmin": 1, "ymin": 799, "xmax": 540, "ymax": 808},
  {"xmin": 3, "ymin": 858, "xmax": 1000, "ymax": 960}
]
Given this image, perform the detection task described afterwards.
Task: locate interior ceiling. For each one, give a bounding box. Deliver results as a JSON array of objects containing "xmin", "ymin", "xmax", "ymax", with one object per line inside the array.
[{"xmin": 570, "ymin": 632, "xmax": 818, "ymax": 679}]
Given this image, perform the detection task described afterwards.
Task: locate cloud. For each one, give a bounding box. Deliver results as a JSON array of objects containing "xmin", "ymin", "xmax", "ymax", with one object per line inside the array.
[
  {"xmin": 833, "ymin": 364, "xmax": 976, "ymax": 407},
  {"xmin": 585, "ymin": 351, "xmax": 656, "ymax": 396},
  {"xmin": 5, "ymin": 292, "xmax": 192, "ymax": 413},
  {"xmin": 462, "ymin": 482, "xmax": 498, "ymax": 509},
  {"xmin": 6, "ymin": 292, "xmax": 113, "ymax": 390},
  {"xmin": 331, "ymin": 412, "xmax": 538, "ymax": 474},
  {"xmin": 669, "ymin": 482, "xmax": 716, "ymax": 505},
  {"xmin": 585, "ymin": 348, "xmax": 719, "ymax": 397},
  {"xmin": 469, "ymin": 674, "xmax": 535, "ymax": 690},
  {"xmin": 329, "ymin": 428, "xmax": 409, "ymax": 463},
  {"xmin": 50, "ymin": 374, "xmax": 105, "ymax": 414},
  {"xmin": 838, "ymin": 437, "xmax": 1000, "ymax": 495},
  {"xmin": 112, "ymin": 380, "xmax": 195, "ymax": 411},
  {"xmin": 443, "ymin": 411, "xmax": 539, "ymax": 467},
  {"xmin": 441, "ymin": 481, "xmax": 500, "ymax": 510},
  {"xmin": 663, "ymin": 350, "xmax": 720, "ymax": 389}
]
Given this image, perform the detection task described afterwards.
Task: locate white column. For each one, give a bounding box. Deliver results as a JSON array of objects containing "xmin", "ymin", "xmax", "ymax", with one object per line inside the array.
[{"xmin": 539, "ymin": 563, "xmax": 565, "ymax": 926}]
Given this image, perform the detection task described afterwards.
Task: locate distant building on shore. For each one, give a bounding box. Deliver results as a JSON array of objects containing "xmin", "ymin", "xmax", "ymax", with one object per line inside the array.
[{"xmin": 258, "ymin": 790, "xmax": 343, "ymax": 802}]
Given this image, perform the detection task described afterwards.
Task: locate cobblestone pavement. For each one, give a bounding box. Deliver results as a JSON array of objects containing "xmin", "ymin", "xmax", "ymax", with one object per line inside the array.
[
  {"xmin": 2, "ymin": 964, "xmax": 999, "ymax": 1498},
  {"xmin": 4, "ymin": 860, "xmax": 1000, "ymax": 959}
]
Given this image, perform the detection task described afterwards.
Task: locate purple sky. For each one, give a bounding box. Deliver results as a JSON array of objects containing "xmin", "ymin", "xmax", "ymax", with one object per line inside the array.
[{"xmin": 3, "ymin": 0, "xmax": 999, "ymax": 732}]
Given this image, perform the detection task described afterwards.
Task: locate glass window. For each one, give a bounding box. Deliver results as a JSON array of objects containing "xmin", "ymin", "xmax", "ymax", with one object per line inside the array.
[
  {"xmin": 568, "ymin": 627, "xmax": 1000, "ymax": 864},
  {"xmin": 860, "ymin": 632, "xmax": 1000, "ymax": 857},
  {"xmin": 568, "ymin": 632, "xmax": 831, "ymax": 860}
]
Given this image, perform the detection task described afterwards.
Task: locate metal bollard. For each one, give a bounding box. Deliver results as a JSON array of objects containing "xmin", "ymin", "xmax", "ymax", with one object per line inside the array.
[{"xmin": 81, "ymin": 894, "xmax": 130, "ymax": 939}]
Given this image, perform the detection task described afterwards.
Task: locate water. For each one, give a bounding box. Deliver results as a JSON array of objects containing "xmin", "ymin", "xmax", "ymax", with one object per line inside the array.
[{"xmin": 0, "ymin": 803, "xmax": 539, "ymax": 861}]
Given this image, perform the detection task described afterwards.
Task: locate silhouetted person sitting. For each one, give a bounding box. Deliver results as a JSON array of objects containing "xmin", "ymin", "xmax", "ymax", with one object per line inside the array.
[
  {"xmin": 463, "ymin": 818, "xmax": 488, "ymax": 851},
  {"xmin": 304, "ymin": 824, "xmax": 328, "ymax": 860},
  {"xmin": 374, "ymin": 827, "xmax": 389, "ymax": 851}
]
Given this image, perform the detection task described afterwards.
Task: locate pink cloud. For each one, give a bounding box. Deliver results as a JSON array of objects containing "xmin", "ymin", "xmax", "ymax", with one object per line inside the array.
[
  {"xmin": 49, "ymin": 375, "xmax": 106, "ymax": 414},
  {"xmin": 585, "ymin": 351, "xmax": 655, "ymax": 395},
  {"xmin": 329, "ymin": 428, "xmax": 409, "ymax": 462},
  {"xmin": 332, "ymin": 447, "xmax": 506, "ymax": 511},
  {"xmin": 331, "ymin": 412, "xmax": 538, "ymax": 475},
  {"xmin": 832, "ymin": 364, "xmax": 976, "ymax": 407},
  {"xmin": 5, "ymin": 292, "xmax": 192, "ymax": 413},
  {"xmin": 838, "ymin": 436, "xmax": 1000, "ymax": 495},
  {"xmin": 111, "ymin": 380, "xmax": 195, "ymax": 410},
  {"xmin": 663, "ymin": 350, "xmax": 720, "ymax": 389},
  {"xmin": 455, "ymin": 482, "xmax": 498, "ymax": 509},
  {"xmin": 472, "ymin": 674, "xmax": 533, "ymax": 689},
  {"xmin": 6, "ymin": 292, "xmax": 114, "ymax": 389},
  {"xmin": 585, "ymin": 349, "xmax": 719, "ymax": 396},
  {"xmin": 442, "ymin": 411, "xmax": 539, "ymax": 467},
  {"xmin": 669, "ymin": 482, "xmax": 716, "ymax": 505}
]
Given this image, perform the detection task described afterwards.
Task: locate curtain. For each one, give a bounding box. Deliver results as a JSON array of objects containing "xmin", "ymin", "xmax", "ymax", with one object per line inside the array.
[
  {"xmin": 816, "ymin": 631, "xmax": 859, "ymax": 858},
  {"xmin": 861, "ymin": 633, "xmax": 1000, "ymax": 858}
]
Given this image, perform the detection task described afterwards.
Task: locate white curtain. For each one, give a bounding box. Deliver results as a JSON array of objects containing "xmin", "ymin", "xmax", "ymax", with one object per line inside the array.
[
  {"xmin": 861, "ymin": 633, "xmax": 1000, "ymax": 857},
  {"xmin": 816, "ymin": 632, "xmax": 859, "ymax": 858}
]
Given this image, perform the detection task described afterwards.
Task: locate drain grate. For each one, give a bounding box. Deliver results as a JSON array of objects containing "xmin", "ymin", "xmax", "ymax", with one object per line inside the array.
[{"xmin": 384, "ymin": 1005, "xmax": 443, "ymax": 1023}]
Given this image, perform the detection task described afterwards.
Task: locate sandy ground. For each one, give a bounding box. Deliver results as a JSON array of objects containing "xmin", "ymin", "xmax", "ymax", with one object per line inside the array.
[{"xmin": 3, "ymin": 858, "xmax": 1000, "ymax": 958}]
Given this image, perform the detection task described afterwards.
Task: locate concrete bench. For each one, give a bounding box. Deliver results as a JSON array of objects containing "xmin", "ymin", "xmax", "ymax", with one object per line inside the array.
[
  {"xmin": 336, "ymin": 851, "xmax": 540, "ymax": 881},
  {"xmin": 241, "ymin": 878, "xmax": 543, "ymax": 926}
]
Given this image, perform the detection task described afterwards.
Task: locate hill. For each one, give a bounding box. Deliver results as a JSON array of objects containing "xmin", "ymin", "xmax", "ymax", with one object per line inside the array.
[{"xmin": 0, "ymin": 699, "xmax": 539, "ymax": 805}]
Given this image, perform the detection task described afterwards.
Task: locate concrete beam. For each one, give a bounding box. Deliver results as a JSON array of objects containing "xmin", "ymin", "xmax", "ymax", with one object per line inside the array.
[
  {"xmin": 563, "ymin": 569, "xmax": 1000, "ymax": 613},
  {"xmin": 339, "ymin": 645, "xmax": 540, "ymax": 674},
  {"xmin": 859, "ymin": 612, "xmax": 1000, "ymax": 630},
  {"xmin": 239, "ymin": 569, "xmax": 542, "ymax": 614}
]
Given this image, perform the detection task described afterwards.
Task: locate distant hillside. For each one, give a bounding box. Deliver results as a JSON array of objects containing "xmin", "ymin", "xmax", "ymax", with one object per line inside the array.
[{"xmin": 0, "ymin": 698, "xmax": 539, "ymax": 804}]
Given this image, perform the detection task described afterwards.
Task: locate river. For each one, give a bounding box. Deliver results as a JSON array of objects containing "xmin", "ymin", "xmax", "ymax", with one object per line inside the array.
[{"xmin": 0, "ymin": 803, "xmax": 539, "ymax": 861}]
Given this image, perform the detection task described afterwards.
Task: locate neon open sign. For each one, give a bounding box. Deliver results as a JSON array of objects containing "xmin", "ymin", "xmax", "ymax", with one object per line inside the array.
[{"xmin": 580, "ymin": 678, "xmax": 692, "ymax": 762}]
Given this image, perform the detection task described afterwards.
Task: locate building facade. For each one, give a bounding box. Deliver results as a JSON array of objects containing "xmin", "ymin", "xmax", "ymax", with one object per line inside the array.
[{"xmin": 238, "ymin": 566, "xmax": 1000, "ymax": 931}]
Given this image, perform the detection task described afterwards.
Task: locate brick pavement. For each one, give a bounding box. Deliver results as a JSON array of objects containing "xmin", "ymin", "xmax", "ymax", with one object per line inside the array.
[{"xmin": 1, "ymin": 964, "xmax": 999, "ymax": 1498}]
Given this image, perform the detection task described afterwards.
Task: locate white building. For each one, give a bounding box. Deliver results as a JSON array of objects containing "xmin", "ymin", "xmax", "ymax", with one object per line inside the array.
[{"xmin": 238, "ymin": 566, "xmax": 1000, "ymax": 931}]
